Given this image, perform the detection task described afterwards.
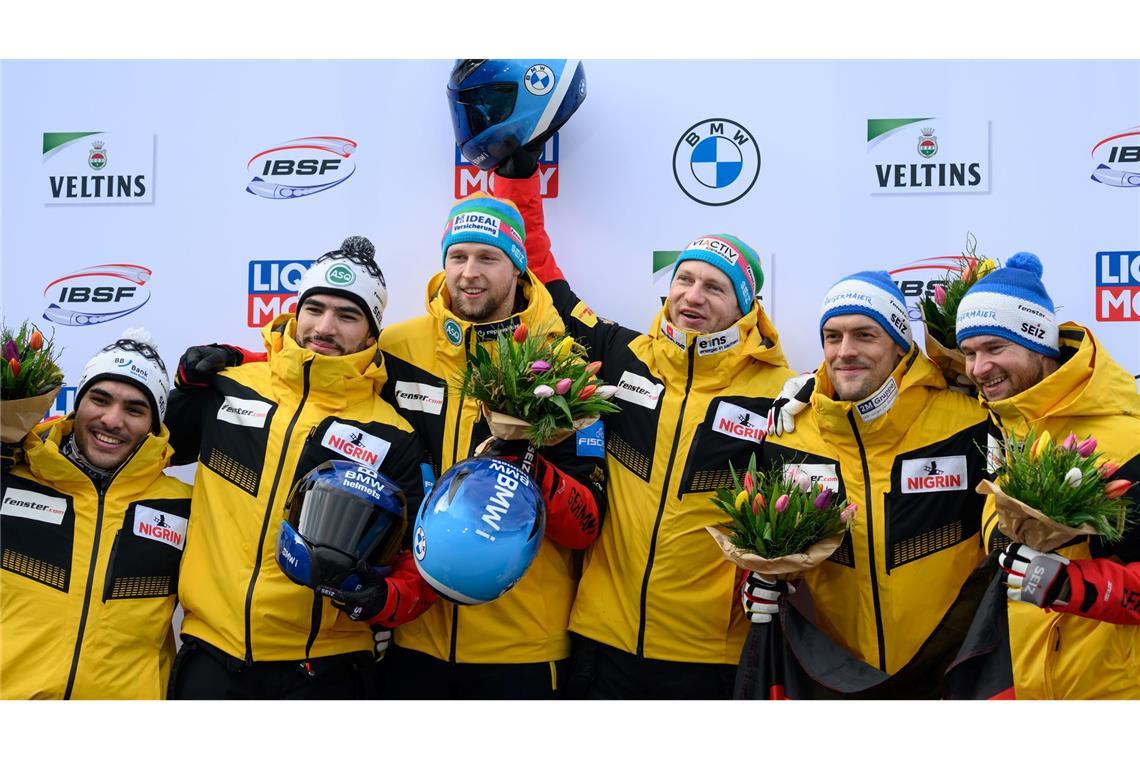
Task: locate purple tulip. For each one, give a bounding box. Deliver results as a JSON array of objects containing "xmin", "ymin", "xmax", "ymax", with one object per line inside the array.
[
  {"xmin": 1077, "ymin": 437, "xmax": 1098, "ymax": 457},
  {"xmin": 530, "ymin": 360, "xmax": 551, "ymax": 374},
  {"xmin": 813, "ymin": 488, "xmax": 834, "ymax": 510},
  {"xmin": 774, "ymin": 494, "xmax": 790, "ymax": 513},
  {"xmin": 555, "ymin": 378, "xmax": 573, "ymax": 395},
  {"xmin": 1061, "ymin": 433, "xmax": 1079, "ymax": 451},
  {"xmin": 2, "ymin": 340, "xmax": 17, "ymax": 362}
]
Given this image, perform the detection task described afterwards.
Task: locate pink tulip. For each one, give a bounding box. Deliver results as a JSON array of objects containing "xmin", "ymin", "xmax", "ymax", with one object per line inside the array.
[
  {"xmin": 585, "ymin": 361, "xmax": 602, "ymax": 376},
  {"xmin": 1099, "ymin": 461, "xmax": 1120, "ymax": 479},
  {"xmin": 742, "ymin": 471, "xmax": 755, "ymax": 494},
  {"xmin": 933, "ymin": 284, "xmax": 947, "ymax": 307},
  {"xmin": 530, "ymin": 360, "xmax": 551, "ymax": 374},
  {"xmin": 786, "ymin": 466, "xmax": 811, "ymax": 493},
  {"xmin": 1077, "ymin": 437, "xmax": 1098, "ymax": 457},
  {"xmin": 555, "ymin": 378, "xmax": 573, "ymax": 395},
  {"xmin": 774, "ymin": 494, "xmax": 789, "ymax": 513},
  {"xmin": 1062, "ymin": 433, "xmax": 1079, "ymax": 451},
  {"xmin": 840, "ymin": 503, "xmax": 858, "ymax": 524}
]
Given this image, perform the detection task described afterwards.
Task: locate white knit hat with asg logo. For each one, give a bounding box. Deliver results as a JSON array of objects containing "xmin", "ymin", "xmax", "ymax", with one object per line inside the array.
[
  {"xmin": 296, "ymin": 236, "xmax": 389, "ymax": 335},
  {"xmin": 76, "ymin": 327, "xmax": 171, "ymax": 432}
]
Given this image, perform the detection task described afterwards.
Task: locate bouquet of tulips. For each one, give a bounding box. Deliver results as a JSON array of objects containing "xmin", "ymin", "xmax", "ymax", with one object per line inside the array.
[
  {"xmin": 979, "ymin": 429, "xmax": 1134, "ymax": 552},
  {"xmin": 708, "ymin": 454, "xmax": 857, "ymax": 581},
  {"xmin": 1, "ymin": 320, "xmax": 66, "ymax": 443},
  {"xmin": 462, "ymin": 321, "xmax": 621, "ymax": 447},
  {"xmin": 916, "ymin": 233, "xmax": 999, "ymax": 386}
]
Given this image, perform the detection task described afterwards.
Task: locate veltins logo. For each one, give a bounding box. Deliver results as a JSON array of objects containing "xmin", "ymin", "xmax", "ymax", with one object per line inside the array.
[
  {"xmin": 42, "ymin": 131, "xmax": 155, "ymax": 205},
  {"xmin": 454, "ymin": 134, "xmax": 561, "ymax": 198},
  {"xmin": 1090, "ymin": 127, "xmax": 1140, "ymax": 188},
  {"xmin": 246, "ymin": 136, "xmax": 357, "ymax": 199},
  {"xmin": 1096, "ymin": 251, "xmax": 1140, "ymax": 321},
  {"xmin": 247, "ymin": 260, "xmax": 314, "ymax": 327},
  {"xmin": 888, "ymin": 254, "xmax": 971, "ymax": 320},
  {"xmin": 444, "ymin": 318, "xmax": 463, "ymax": 346},
  {"xmin": 42, "ymin": 264, "xmax": 152, "ymax": 327},
  {"xmin": 326, "ymin": 263, "xmax": 355, "ymax": 287},
  {"xmin": 867, "ymin": 118, "xmax": 989, "ymax": 194},
  {"xmin": 673, "ymin": 118, "xmax": 761, "ymax": 206},
  {"xmin": 651, "ymin": 249, "xmax": 774, "ymax": 318}
]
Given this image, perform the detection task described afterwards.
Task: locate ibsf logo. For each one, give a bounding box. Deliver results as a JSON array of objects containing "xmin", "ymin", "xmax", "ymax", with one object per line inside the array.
[
  {"xmin": 888, "ymin": 255, "xmax": 971, "ymax": 320},
  {"xmin": 1090, "ymin": 128, "xmax": 1140, "ymax": 188},
  {"xmin": 247, "ymin": 260, "xmax": 313, "ymax": 327},
  {"xmin": 454, "ymin": 134, "xmax": 561, "ymax": 198},
  {"xmin": 1095, "ymin": 251, "xmax": 1140, "ymax": 321},
  {"xmin": 42, "ymin": 264, "xmax": 153, "ymax": 327},
  {"xmin": 672, "ymin": 118, "xmax": 761, "ymax": 206},
  {"xmin": 246, "ymin": 136, "xmax": 357, "ymax": 199}
]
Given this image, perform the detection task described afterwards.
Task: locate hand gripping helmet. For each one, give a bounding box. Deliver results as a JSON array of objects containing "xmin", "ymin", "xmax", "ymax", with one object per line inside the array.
[
  {"xmin": 277, "ymin": 460, "xmax": 407, "ymax": 589},
  {"xmin": 412, "ymin": 457, "xmax": 545, "ymax": 605},
  {"xmin": 447, "ymin": 59, "xmax": 587, "ymax": 171}
]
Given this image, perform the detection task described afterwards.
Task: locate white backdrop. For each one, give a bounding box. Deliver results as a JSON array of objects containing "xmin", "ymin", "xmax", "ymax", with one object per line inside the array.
[{"xmin": 3, "ymin": 60, "xmax": 1139, "ymax": 462}]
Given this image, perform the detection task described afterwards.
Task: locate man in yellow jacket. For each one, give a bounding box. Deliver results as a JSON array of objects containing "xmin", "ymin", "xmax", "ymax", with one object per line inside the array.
[
  {"xmin": 956, "ymin": 252, "xmax": 1140, "ymax": 699},
  {"xmin": 494, "ymin": 165, "xmax": 795, "ymax": 698},
  {"xmin": 742, "ymin": 271, "xmax": 991, "ymax": 695},
  {"xmin": 1, "ymin": 329, "xmax": 189, "ymax": 699},
  {"xmin": 165, "ymin": 236, "xmax": 433, "ymax": 699}
]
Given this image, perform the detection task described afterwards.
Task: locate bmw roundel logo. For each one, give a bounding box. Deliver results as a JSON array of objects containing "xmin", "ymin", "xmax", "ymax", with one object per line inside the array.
[
  {"xmin": 413, "ymin": 526, "xmax": 427, "ymax": 561},
  {"xmin": 672, "ymin": 118, "xmax": 761, "ymax": 206},
  {"xmin": 524, "ymin": 64, "xmax": 555, "ymax": 96}
]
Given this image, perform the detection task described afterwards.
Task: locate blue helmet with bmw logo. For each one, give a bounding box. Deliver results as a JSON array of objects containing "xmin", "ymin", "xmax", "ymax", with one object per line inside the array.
[
  {"xmin": 276, "ymin": 460, "xmax": 407, "ymax": 589},
  {"xmin": 447, "ymin": 59, "xmax": 587, "ymax": 171},
  {"xmin": 413, "ymin": 456, "xmax": 545, "ymax": 605}
]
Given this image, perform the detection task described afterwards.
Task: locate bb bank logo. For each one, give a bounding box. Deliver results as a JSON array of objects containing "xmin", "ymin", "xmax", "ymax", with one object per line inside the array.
[
  {"xmin": 247, "ymin": 260, "xmax": 314, "ymax": 327},
  {"xmin": 246, "ymin": 136, "xmax": 357, "ymax": 199},
  {"xmin": 42, "ymin": 264, "xmax": 153, "ymax": 327},
  {"xmin": 1090, "ymin": 127, "xmax": 1140, "ymax": 188},
  {"xmin": 454, "ymin": 133, "xmax": 561, "ymax": 198},
  {"xmin": 672, "ymin": 118, "xmax": 760, "ymax": 206}
]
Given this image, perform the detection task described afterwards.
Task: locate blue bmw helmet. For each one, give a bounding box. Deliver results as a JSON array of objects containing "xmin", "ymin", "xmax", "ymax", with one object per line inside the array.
[
  {"xmin": 276, "ymin": 460, "xmax": 407, "ymax": 589},
  {"xmin": 413, "ymin": 456, "xmax": 546, "ymax": 605},
  {"xmin": 447, "ymin": 59, "xmax": 587, "ymax": 171}
]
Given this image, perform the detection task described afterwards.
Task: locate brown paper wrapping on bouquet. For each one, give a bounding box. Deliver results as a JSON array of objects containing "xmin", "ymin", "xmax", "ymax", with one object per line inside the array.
[
  {"xmin": 923, "ymin": 329, "xmax": 968, "ymax": 385},
  {"xmin": 977, "ymin": 479, "xmax": 1101, "ymax": 552},
  {"xmin": 1, "ymin": 386, "xmax": 61, "ymax": 444},
  {"xmin": 475, "ymin": 402, "xmax": 598, "ymax": 451},
  {"xmin": 706, "ymin": 526, "xmax": 845, "ymax": 582}
]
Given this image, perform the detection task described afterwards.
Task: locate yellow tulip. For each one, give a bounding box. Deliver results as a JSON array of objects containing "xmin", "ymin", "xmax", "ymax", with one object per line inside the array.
[
  {"xmin": 734, "ymin": 491, "xmax": 750, "ymax": 509},
  {"xmin": 977, "ymin": 258, "xmax": 996, "ymax": 278},
  {"xmin": 1029, "ymin": 430, "xmax": 1052, "ymax": 458},
  {"xmin": 552, "ymin": 336, "xmax": 575, "ymax": 360}
]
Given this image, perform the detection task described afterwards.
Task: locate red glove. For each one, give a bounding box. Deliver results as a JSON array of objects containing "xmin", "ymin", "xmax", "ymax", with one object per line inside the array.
[
  {"xmin": 370, "ymin": 549, "xmax": 438, "ymax": 628},
  {"xmin": 1062, "ymin": 557, "xmax": 1140, "ymax": 625},
  {"xmin": 491, "ymin": 172, "xmax": 566, "ymax": 285}
]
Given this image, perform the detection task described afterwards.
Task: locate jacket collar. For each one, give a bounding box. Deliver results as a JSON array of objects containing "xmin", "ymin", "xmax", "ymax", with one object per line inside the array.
[
  {"xmin": 261, "ymin": 314, "xmax": 387, "ymax": 410},
  {"xmin": 23, "ymin": 416, "xmax": 174, "ymax": 492},
  {"xmin": 648, "ymin": 303, "xmax": 789, "ymax": 382}
]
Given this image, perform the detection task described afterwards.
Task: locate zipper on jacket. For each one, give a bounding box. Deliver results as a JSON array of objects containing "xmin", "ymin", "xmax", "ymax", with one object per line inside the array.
[
  {"xmin": 243, "ymin": 360, "xmax": 312, "ymax": 665},
  {"xmin": 635, "ymin": 344, "xmax": 696, "ymax": 658},
  {"xmin": 449, "ymin": 605, "xmax": 460, "ymax": 664},
  {"xmin": 847, "ymin": 410, "xmax": 887, "ymax": 672}
]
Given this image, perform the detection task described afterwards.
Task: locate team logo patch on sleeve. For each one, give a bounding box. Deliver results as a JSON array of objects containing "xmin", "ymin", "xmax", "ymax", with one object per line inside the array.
[
  {"xmin": 614, "ymin": 371, "xmax": 664, "ymax": 410},
  {"xmin": 217, "ymin": 396, "xmax": 272, "ymax": 428},
  {"xmin": 394, "ymin": 381, "xmax": 445, "ymax": 415},
  {"xmin": 1, "ymin": 488, "xmax": 68, "ymax": 525},
  {"xmin": 133, "ymin": 505, "xmax": 188, "ymax": 550},
  {"xmin": 322, "ymin": 422, "xmax": 391, "ymax": 468},
  {"xmin": 901, "ymin": 455, "xmax": 968, "ymax": 493},
  {"xmin": 711, "ymin": 401, "xmax": 765, "ymax": 443}
]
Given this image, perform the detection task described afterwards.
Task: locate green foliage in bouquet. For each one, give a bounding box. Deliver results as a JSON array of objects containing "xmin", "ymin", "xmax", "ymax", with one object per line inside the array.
[
  {"xmin": 713, "ymin": 454, "xmax": 856, "ymax": 558},
  {"xmin": 462, "ymin": 322, "xmax": 621, "ymax": 446},
  {"xmin": 917, "ymin": 232, "xmax": 1000, "ymax": 349},
  {"xmin": 996, "ymin": 429, "xmax": 1133, "ymax": 542},
  {"xmin": 1, "ymin": 320, "xmax": 65, "ymax": 400}
]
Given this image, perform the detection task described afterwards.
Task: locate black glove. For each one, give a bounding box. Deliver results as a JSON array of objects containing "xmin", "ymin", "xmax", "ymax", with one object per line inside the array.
[
  {"xmin": 494, "ymin": 143, "xmax": 545, "ymax": 180},
  {"xmin": 317, "ymin": 563, "xmax": 393, "ymax": 623},
  {"xmin": 176, "ymin": 344, "xmax": 244, "ymax": 388}
]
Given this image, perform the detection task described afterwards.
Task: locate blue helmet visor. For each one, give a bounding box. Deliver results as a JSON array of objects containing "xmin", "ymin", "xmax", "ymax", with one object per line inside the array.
[{"xmin": 448, "ymin": 82, "xmax": 518, "ymax": 148}]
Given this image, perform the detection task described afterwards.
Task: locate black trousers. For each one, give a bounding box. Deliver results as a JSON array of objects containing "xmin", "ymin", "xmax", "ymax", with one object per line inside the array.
[
  {"xmin": 382, "ymin": 644, "xmax": 564, "ymax": 699},
  {"xmin": 168, "ymin": 635, "xmax": 377, "ymax": 700},
  {"xmin": 564, "ymin": 634, "xmax": 736, "ymax": 699}
]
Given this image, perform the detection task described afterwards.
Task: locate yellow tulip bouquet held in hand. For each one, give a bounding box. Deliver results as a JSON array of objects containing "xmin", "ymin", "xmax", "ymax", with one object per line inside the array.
[
  {"xmin": 979, "ymin": 429, "xmax": 1134, "ymax": 552},
  {"xmin": 1, "ymin": 320, "xmax": 66, "ymax": 444},
  {"xmin": 708, "ymin": 454, "xmax": 857, "ymax": 581},
  {"xmin": 461, "ymin": 321, "xmax": 621, "ymax": 447}
]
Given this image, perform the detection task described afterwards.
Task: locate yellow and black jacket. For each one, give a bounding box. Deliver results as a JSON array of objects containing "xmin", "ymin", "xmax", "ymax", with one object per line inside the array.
[
  {"xmin": 380, "ymin": 271, "xmax": 606, "ymax": 664},
  {"xmin": 981, "ymin": 322, "xmax": 1140, "ymax": 699},
  {"xmin": 763, "ymin": 346, "xmax": 990, "ymax": 674},
  {"xmin": 1, "ymin": 418, "xmax": 191, "ymax": 699},
  {"xmin": 165, "ymin": 315, "xmax": 426, "ymax": 663}
]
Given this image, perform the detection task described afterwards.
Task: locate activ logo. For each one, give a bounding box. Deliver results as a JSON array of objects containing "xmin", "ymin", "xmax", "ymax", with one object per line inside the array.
[
  {"xmin": 888, "ymin": 254, "xmax": 971, "ymax": 320},
  {"xmin": 1090, "ymin": 127, "xmax": 1140, "ymax": 188},
  {"xmin": 248, "ymin": 260, "xmax": 313, "ymax": 327},
  {"xmin": 43, "ymin": 131, "xmax": 155, "ymax": 205},
  {"xmin": 42, "ymin": 264, "xmax": 152, "ymax": 327},
  {"xmin": 651, "ymin": 248, "xmax": 774, "ymax": 318},
  {"xmin": 454, "ymin": 134, "xmax": 560, "ymax": 198},
  {"xmin": 672, "ymin": 118, "xmax": 761, "ymax": 206},
  {"xmin": 1096, "ymin": 251, "xmax": 1140, "ymax": 321},
  {"xmin": 246, "ymin": 136, "xmax": 357, "ymax": 199},
  {"xmin": 867, "ymin": 118, "xmax": 989, "ymax": 194}
]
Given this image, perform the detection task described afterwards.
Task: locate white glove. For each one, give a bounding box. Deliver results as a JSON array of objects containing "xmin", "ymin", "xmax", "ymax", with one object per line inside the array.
[
  {"xmin": 766, "ymin": 373, "xmax": 814, "ymax": 436},
  {"xmin": 372, "ymin": 627, "xmax": 392, "ymax": 661},
  {"xmin": 998, "ymin": 543, "xmax": 1069, "ymax": 606},
  {"xmin": 740, "ymin": 572, "xmax": 796, "ymax": 624}
]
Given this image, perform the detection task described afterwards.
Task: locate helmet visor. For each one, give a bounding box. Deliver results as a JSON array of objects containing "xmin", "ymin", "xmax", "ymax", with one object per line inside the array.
[
  {"xmin": 291, "ymin": 480, "xmax": 404, "ymax": 566},
  {"xmin": 448, "ymin": 83, "xmax": 517, "ymax": 147}
]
